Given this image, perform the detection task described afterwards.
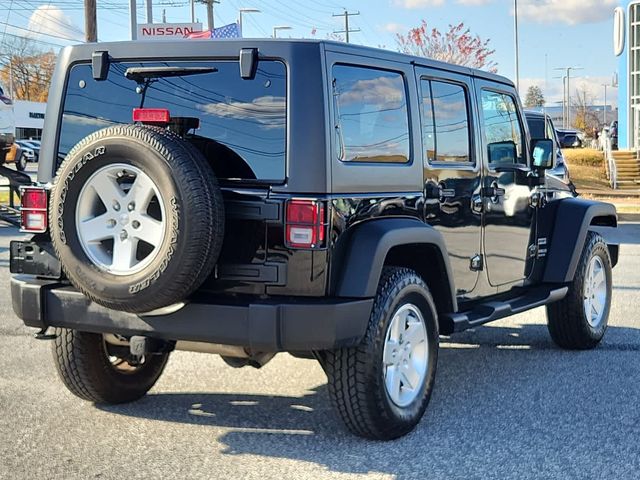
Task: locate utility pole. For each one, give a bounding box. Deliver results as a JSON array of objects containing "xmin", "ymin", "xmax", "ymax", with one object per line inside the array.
[
  {"xmin": 84, "ymin": 0, "xmax": 97, "ymax": 42},
  {"xmin": 129, "ymin": 0, "xmax": 137, "ymax": 40},
  {"xmin": 146, "ymin": 0, "xmax": 153, "ymax": 23},
  {"xmin": 333, "ymin": 10, "xmax": 360, "ymax": 43},
  {"xmin": 513, "ymin": 0, "xmax": 520, "ymax": 91},
  {"xmin": 190, "ymin": 0, "xmax": 195, "ymax": 23},
  {"xmin": 204, "ymin": 0, "xmax": 219, "ymax": 31}
]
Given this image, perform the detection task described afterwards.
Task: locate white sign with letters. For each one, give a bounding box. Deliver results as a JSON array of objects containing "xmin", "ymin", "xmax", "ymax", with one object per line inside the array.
[{"xmin": 137, "ymin": 23, "xmax": 203, "ymax": 40}]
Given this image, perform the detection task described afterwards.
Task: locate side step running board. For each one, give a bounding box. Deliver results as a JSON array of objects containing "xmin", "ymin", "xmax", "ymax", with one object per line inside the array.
[{"xmin": 444, "ymin": 286, "xmax": 568, "ymax": 333}]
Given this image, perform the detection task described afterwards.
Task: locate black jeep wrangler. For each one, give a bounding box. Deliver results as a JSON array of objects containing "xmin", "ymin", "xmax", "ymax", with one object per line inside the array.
[{"xmin": 11, "ymin": 40, "xmax": 618, "ymax": 440}]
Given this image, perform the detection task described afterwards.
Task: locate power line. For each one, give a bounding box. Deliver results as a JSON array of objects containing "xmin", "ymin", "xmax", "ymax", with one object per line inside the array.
[{"xmin": 333, "ymin": 10, "xmax": 359, "ymax": 43}]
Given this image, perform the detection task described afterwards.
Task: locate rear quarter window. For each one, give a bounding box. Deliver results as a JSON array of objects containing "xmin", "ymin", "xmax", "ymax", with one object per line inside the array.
[{"xmin": 332, "ymin": 64, "xmax": 410, "ymax": 164}]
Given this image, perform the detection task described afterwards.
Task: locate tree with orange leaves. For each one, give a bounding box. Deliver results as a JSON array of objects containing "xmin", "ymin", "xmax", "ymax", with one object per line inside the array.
[
  {"xmin": 0, "ymin": 37, "xmax": 56, "ymax": 102},
  {"xmin": 396, "ymin": 21, "xmax": 497, "ymax": 73}
]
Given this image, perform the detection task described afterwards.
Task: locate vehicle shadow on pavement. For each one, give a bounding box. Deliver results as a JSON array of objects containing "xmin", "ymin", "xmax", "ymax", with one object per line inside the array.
[{"xmin": 98, "ymin": 323, "xmax": 640, "ymax": 478}]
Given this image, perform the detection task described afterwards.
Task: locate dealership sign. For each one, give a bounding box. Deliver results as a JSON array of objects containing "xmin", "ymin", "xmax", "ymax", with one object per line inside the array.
[{"xmin": 137, "ymin": 23, "xmax": 203, "ymax": 40}]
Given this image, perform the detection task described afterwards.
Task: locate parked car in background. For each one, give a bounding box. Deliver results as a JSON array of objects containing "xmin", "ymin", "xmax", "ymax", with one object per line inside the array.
[
  {"xmin": 16, "ymin": 140, "xmax": 37, "ymax": 163},
  {"xmin": 0, "ymin": 85, "xmax": 15, "ymax": 164},
  {"xmin": 556, "ymin": 128, "xmax": 583, "ymax": 148},
  {"xmin": 524, "ymin": 110, "xmax": 571, "ymax": 184},
  {"xmin": 18, "ymin": 139, "xmax": 40, "ymax": 161}
]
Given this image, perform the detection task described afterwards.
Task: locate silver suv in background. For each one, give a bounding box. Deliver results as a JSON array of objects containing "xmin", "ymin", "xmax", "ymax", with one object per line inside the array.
[{"xmin": 524, "ymin": 110, "xmax": 571, "ymax": 184}]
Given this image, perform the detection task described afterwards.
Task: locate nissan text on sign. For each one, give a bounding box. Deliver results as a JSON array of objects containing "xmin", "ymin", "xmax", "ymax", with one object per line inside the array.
[{"xmin": 137, "ymin": 23, "xmax": 203, "ymax": 40}]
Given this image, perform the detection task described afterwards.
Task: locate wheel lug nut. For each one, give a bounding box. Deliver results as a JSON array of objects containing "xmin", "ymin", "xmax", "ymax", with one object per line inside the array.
[
  {"xmin": 128, "ymin": 202, "xmax": 135, "ymax": 212},
  {"xmin": 107, "ymin": 219, "xmax": 116, "ymax": 228},
  {"xmin": 132, "ymin": 220, "xmax": 140, "ymax": 229},
  {"xmin": 119, "ymin": 230, "xmax": 128, "ymax": 241},
  {"xmin": 113, "ymin": 201, "xmax": 121, "ymax": 211}
]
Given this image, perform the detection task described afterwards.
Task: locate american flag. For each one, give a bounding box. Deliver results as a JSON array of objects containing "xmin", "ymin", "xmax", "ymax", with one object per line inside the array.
[{"xmin": 187, "ymin": 22, "xmax": 241, "ymax": 39}]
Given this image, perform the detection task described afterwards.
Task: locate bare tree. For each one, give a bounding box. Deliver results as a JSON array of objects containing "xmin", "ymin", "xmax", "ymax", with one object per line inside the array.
[
  {"xmin": 396, "ymin": 21, "xmax": 497, "ymax": 72},
  {"xmin": 0, "ymin": 36, "xmax": 56, "ymax": 102},
  {"xmin": 572, "ymin": 85, "xmax": 600, "ymax": 135}
]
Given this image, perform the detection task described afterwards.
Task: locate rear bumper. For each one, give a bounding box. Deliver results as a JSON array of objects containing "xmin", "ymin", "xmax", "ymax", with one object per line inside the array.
[{"xmin": 11, "ymin": 275, "xmax": 373, "ymax": 351}]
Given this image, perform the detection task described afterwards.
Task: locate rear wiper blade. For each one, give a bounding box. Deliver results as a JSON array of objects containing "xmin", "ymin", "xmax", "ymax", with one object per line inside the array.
[{"xmin": 124, "ymin": 66, "xmax": 217, "ymax": 83}]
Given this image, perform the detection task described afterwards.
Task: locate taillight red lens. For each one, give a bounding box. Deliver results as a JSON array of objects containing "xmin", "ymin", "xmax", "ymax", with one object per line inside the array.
[
  {"xmin": 285, "ymin": 200, "xmax": 325, "ymax": 249},
  {"xmin": 20, "ymin": 187, "xmax": 48, "ymax": 233},
  {"xmin": 132, "ymin": 108, "xmax": 171, "ymax": 124},
  {"xmin": 22, "ymin": 188, "xmax": 47, "ymax": 209}
]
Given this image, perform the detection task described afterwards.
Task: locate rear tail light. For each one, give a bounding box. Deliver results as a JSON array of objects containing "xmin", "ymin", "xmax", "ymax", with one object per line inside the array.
[
  {"xmin": 285, "ymin": 199, "xmax": 326, "ymax": 249},
  {"xmin": 132, "ymin": 108, "xmax": 171, "ymax": 125},
  {"xmin": 20, "ymin": 186, "xmax": 48, "ymax": 233}
]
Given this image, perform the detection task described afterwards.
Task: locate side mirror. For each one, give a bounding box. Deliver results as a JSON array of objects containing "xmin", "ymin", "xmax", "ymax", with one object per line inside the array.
[{"xmin": 531, "ymin": 138, "xmax": 554, "ymax": 169}]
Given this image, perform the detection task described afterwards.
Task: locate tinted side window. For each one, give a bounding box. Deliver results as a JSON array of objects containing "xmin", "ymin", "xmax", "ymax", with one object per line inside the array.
[
  {"xmin": 333, "ymin": 65, "xmax": 410, "ymax": 163},
  {"xmin": 526, "ymin": 116, "xmax": 545, "ymax": 139},
  {"xmin": 481, "ymin": 90, "xmax": 525, "ymax": 164},
  {"xmin": 422, "ymin": 80, "xmax": 472, "ymax": 164}
]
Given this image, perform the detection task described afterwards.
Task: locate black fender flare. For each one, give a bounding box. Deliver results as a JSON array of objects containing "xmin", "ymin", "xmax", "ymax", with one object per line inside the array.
[
  {"xmin": 543, "ymin": 198, "xmax": 617, "ymax": 283},
  {"xmin": 333, "ymin": 217, "xmax": 457, "ymax": 312}
]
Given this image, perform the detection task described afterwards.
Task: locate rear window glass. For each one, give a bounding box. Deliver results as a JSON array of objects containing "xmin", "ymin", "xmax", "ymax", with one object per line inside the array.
[
  {"xmin": 59, "ymin": 60, "xmax": 287, "ymax": 182},
  {"xmin": 332, "ymin": 64, "xmax": 410, "ymax": 164}
]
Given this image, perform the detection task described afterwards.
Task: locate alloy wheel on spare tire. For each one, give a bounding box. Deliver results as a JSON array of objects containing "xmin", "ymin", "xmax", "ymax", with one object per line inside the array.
[{"xmin": 49, "ymin": 124, "xmax": 224, "ymax": 313}]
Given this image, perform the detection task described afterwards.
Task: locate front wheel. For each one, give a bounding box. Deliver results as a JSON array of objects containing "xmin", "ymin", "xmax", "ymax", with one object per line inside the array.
[
  {"xmin": 547, "ymin": 232, "xmax": 612, "ymax": 349},
  {"xmin": 324, "ymin": 267, "xmax": 439, "ymax": 440},
  {"xmin": 52, "ymin": 328, "xmax": 170, "ymax": 404}
]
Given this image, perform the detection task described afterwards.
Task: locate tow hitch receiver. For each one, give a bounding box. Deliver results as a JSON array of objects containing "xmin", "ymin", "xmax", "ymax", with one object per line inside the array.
[{"xmin": 129, "ymin": 336, "xmax": 174, "ymax": 357}]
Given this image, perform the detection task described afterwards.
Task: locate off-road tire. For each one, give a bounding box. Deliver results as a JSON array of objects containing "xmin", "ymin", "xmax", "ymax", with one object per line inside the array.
[
  {"xmin": 52, "ymin": 328, "xmax": 169, "ymax": 404},
  {"xmin": 49, "ymin": 124, "xmax": 224, "ymax": 313},
  {"xmin": 547, "ymin": 231, "xmax": 612, "ymax": 350},
  {"xmin": 324, "ymin": 267, "xmax": 439, "ymax": 440}
]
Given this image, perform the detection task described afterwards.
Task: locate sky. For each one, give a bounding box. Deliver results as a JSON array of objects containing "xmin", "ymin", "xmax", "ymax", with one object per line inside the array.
[{"xmin": 0, "ymin": 0, "xmax": 620, "ymax": 107}]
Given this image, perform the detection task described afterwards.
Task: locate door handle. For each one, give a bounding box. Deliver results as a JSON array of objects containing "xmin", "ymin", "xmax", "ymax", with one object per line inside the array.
[
  {"xmin": 482, "ymin": 182, "xmax": 505, "ymax": 203},
  {"xmin": 438, "ymin": 184, "xmax": 456, "ymax": 202}
]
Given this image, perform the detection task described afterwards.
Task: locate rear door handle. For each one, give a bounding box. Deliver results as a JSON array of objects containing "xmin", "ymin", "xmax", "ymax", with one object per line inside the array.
[
  {"xmin": 438, "ymin": 185, "xmax": 456, "ymax": 201},
  {"xmin": 482, "ymin": 183, "xmax": 505, "ymax": 203}
]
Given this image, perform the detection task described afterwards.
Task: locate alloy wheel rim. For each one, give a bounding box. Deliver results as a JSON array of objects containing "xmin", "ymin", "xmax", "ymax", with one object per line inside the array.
[
  {"xmin": 75, "ymin": 163, "xmax": 166, "ymax": 276},
  {"xmin": 583, "ymin": 255, "xmax": 607, "ymax": 328},
  {"xmin": 382, "ymin": 303, "xmax": 429, "ymax": 408}
]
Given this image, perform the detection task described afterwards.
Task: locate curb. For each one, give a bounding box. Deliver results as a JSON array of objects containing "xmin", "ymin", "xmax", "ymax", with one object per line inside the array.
[{"xmin": 618, "ymin": 213, "xmax": 640, "ymax": 222}]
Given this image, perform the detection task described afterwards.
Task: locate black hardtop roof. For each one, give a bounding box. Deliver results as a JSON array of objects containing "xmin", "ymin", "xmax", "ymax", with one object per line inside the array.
[{"xmin": 64, "ymin": 38, "xmax": 514, "ymax": 87}]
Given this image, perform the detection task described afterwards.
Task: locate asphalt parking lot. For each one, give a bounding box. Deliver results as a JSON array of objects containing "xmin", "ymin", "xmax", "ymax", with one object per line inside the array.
[{"xmin": 0, "ymin": 223, "xmax": 639, "ymax": 480}]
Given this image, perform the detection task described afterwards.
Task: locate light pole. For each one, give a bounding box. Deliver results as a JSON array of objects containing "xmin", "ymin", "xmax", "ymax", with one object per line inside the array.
[
  {"xmin": 554, "ymin": 66, "xmax": 582, "ymax": 128},
  {"xmin": 601, "ymin": 83, "xmax": 610, "ymax": 126},
  {"xmin": 513, "ymin": 0, "xmax": 520, "ymax": 91},
  {"xmin": 239, "ymin": 8, "xmax": 260, "ymax": 37},
  {"xmin": 272, "ymin": 25, "xmax": 292, "ymax": 38}
]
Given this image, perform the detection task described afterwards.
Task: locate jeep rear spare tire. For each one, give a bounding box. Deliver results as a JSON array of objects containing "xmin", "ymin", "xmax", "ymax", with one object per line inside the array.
[{"xmin": 50, "ymin": 124, "xmax": 224, "ymax": 313}]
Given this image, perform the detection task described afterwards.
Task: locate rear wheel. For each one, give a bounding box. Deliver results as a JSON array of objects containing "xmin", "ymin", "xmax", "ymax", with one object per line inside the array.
[
  {"xmin": 324, "ymin": 267, "xmax": 439, "ymax": 440},
  {"xmin": 52, "ymin": 328, "xmax": 169, "ymax": 404},
  {"xmin": 547, "ymin": 232, "xmax": 612, "ymax": 349}
]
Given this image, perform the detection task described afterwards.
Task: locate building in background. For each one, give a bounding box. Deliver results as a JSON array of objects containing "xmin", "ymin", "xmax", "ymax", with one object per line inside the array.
[
  {"xmin": 13, "ymin": 100, "xmax": 45, "ymax": 140},
  {"xmin": 615, "ymin": 0, "xmax": 640, "ymax": 149}
]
